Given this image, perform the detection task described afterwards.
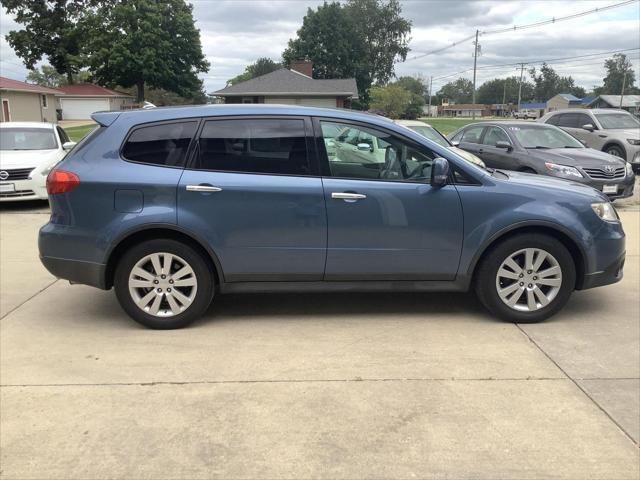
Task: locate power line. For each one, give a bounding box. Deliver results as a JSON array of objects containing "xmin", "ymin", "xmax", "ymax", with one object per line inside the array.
[{"xmin": 407, "ymin": 0, "xmax": 638, "ymax": 61}]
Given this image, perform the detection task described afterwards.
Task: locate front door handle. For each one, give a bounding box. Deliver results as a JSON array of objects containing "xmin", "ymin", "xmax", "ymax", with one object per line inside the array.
[
  {"xmin": 186, "ymin": 184, "xmax": 223, "ymax": 193},
  {"xmin": 478, "ymin": 148, "xmax": 484, "ymax": 154},
  {"xmin": 331, "ymin": 192, "xmax": 366, "ymax": 200}
]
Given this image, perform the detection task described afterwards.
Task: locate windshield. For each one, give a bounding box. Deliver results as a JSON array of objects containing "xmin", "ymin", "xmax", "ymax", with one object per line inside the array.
[
  {"xmin": 407, "ymin": 125, "xmax": 450, "ymax": 147},
  {"xmin": 595, "ymin": 113, "xmax": 640, "ymax": 129},
  {"xmin": 0, "ymin": 128, "xmax": 57, "ymax": 150},
  {"xmin": 508, "ymin": 125, "xmax": 583, "ymax": 149}
]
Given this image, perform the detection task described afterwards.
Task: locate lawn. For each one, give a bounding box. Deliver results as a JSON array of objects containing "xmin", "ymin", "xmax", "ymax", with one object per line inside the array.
[
  {"xmin": 418, "ymin": 117, "xmax": 512, "ymax": 136},
  {"xmin": 64, "ymin": 124, "xmax": 98, "ymax": 142}
]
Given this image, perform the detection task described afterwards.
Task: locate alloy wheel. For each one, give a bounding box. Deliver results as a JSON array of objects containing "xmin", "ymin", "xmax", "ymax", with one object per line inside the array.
[
  {"xmin": 128, "ymin": 252, "xmax": 198, "ymax": 317},
  {"xmin": 495, "ymin": 248, "xmax": 562, "ymax": 312}
]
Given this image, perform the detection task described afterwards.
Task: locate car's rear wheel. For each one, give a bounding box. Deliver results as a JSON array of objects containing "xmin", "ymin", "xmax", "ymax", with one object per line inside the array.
[
  {"xmin": 604, "ymin": 144, "xmax": 625, "ymax": 159},
  {"xmin": 114, "ymin": 239, "xmax": 214, "ymax": 329},
  {"xmin": 475, "ymin": 234, "xmax": 576, "ymax": 323}
]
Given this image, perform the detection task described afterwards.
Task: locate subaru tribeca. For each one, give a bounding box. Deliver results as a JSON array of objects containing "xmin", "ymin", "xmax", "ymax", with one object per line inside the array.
[{"xmin": 39, "ymin": 105, "xmax": 625, "ymax": 329}]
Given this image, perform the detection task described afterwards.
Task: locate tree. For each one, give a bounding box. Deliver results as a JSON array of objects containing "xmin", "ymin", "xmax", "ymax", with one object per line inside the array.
[
  {"xmin": 227, "ymin": 58, "xmax": 282, "ymax": 86},
  {"xmin": 436, "ymin": 78, "xmax": 474, "ymax": 104},
  {"xmin": 26, "ymin": 64, "xmax": 91, "ymax": 88},
  {"xmin": 476, "ymin": 77, "xmax": 534, "ymax": 104},
  {"xmin": 393, "ymin": 76, "xmax": 426, "ymax": 119},
  {"xmin": 528, "ymin": 63, "xmax": 585, "ymax": 101},
  {"xmin": 84, "ymin": 0, "xmax": 210, "ymax": 102},
  {"xmin": 1, "ymin": 0, "xmax": 91, "ymax": 83},
  {"xmin": 369, "ymin": 84, "xmax": 411, "ymax": 118},
  {"xmin": 595, "ymin": 54, "xmax": 638, "ymax": 95},
  {"xmin": 283, "ymin": 0, "xmax": 411, "ymax": 105},
  {"xmin": 117, "ymin": 83, "xmax": 207, "ymax": 106}
]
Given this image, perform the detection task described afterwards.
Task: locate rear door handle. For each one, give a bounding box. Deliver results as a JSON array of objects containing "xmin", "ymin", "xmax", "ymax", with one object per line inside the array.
[
  {"xmin": 331, "ymin": 192, "xmax": 366, "ymax": 200},
  {"xmin": 186, "ymin": 185, "xmax": 223, "ymax": 193}
]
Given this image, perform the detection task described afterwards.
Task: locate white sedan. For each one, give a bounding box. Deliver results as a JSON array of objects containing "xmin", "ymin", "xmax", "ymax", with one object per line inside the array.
[{"xmin": 0, "ymin": 122, "xmax": 76, "ymax": 201}]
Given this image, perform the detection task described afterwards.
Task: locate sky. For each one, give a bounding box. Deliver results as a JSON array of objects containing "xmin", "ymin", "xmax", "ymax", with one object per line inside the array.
[{"xmin": 1, "ymin": 0, "xmax": 639, "ymax": 95}]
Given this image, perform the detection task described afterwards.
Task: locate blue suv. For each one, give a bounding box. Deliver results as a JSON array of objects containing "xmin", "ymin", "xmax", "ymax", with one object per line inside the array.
[{"xmin": 39, "ymin": 105, "xmax": 625, "ymax": 329}]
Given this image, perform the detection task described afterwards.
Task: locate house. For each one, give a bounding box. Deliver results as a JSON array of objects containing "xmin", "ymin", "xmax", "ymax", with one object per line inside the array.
[
  {"xmin": 57, "ymin": 84, "xmax": 134, "ymax": 120},
  {"xmin": 519, "ymin": 102, "xmax": 547, "ymax": 117},
  {"xmin": 212, "ymin": 60, "xmax": 358, "ymax": 108},
  {"xmin": 546, "ymin": 93, "xmax": 583, "ymax": 111},
  {"xmin": 0, "ymin": 76, "xmax": 63, "ymax": 123},
  {"xmin": 585, "ymin": 94, "xmax": 640, "ymax": 114},
  {"xmin": 439, "ymin": 103, "xmax": 491, "ymax": 117}
]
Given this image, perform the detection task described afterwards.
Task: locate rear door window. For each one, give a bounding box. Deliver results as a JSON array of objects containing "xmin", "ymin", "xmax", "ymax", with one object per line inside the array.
[
  {"xmin": 122, "ymin": 121, "xmax": 198, "ymax": 167},
  {"xmin": 193, "ymin": 118, "xmax": 311, "ymax": 176},
  {"xmin": 555, "ymin": 114, "xmax": 579, "ymax": 128}
]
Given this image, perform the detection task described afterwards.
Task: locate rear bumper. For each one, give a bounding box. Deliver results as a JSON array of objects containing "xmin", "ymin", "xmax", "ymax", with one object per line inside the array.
[
  {"xmin": 579, "ymin": 251, "xmax": 625, "ymax": 290},
  {"xmin": 40, "ymin": 255, "xmax": 108, "ymax": 290}
]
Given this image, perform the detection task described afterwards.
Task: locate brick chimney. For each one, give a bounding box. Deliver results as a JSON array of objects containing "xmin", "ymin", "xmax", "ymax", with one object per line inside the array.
[{"xmin": 290, "ymin": 59, "xmax": 313, "ymax": 78}]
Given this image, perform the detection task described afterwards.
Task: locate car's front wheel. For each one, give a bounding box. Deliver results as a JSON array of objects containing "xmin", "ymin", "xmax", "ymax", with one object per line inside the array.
[
  {"xmin": 475, "ymin": 234, "xmax": 576, "ymax": 323},
  {"xmin": 604, "ymin": 144, "xmax": 625, "ymax": 159},
  {"xmin": 114, "ymin": 239, "xmax": 214, "ymax": 329}
]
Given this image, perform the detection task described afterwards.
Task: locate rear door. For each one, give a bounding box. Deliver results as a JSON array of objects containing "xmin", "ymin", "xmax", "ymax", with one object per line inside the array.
[{"xmin": 177, "ymin": 116, "xmax": 327, "ymax": 282}]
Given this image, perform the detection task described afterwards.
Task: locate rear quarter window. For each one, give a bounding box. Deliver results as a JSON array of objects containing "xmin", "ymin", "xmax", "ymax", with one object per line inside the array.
[{"xmin": 122, "ymin": 121, "xmax": 197, "ymax": 167}]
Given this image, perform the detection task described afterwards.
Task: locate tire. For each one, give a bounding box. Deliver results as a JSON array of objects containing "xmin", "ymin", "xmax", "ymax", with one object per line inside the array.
[
  {"xmin": 604, "ymin": 144, "xmax": 625, "ymax": 159},
  {"xmin": 114, "ymin": 239, "xmax": 214, "ymax": 329},
  {"xmin": 475, "ymin": 234, "xmax": 576, "ymax": 323}
]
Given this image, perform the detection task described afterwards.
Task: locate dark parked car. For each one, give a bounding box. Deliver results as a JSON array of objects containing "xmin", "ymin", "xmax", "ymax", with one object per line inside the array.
[
  {"xmin": 40, "ymin": 106, "xmax": 625, "ymax": 329},
  {"xmin": 449, "ymin": 121, "xmax": 635, "ymax": 200}
]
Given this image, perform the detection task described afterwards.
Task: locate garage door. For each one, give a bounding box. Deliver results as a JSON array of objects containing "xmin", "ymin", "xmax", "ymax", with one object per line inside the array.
[
  {"xmin": 60, "ymin": 98, "xmax": 110, "ymax": 120},
  {"xmin": 264, "ymin": 97, "xmax": 337, "ymax": 108}
]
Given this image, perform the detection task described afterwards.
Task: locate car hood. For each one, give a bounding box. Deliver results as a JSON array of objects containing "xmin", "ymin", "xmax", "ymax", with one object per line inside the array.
[
  {"xmin": 0, "ymin": 149, "xmax": 61, "ymax": 169},
  {"xmin": 604, "ymin": 128, "xmax": 639, "ymax": 139},
  {"xmin": 528, "ymin": 147, "xmax": 626, "ymax": 168},
  {"xmin": 499, "ymin": 169, "xmax": 607, "ymax": 201},
  {"xmin": 449, "ymin": 146, "xmax": 485, "ymax": 167}
]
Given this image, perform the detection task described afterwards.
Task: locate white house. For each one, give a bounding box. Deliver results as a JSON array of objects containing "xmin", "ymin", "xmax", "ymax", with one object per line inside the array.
[{"xmin": 57, "ymin": 84, "xmax": 134, "ymax": 120}]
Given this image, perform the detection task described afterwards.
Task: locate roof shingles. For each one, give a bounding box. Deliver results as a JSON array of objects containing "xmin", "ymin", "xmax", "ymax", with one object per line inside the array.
[{"xmin": 0, "ymin": 76, "xmax": 63, "ymax": 95}]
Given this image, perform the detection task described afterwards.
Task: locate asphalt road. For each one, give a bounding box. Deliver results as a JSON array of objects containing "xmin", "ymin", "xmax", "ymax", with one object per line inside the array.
[{"xmin": 1, "ymin": 201, "xmax": 638, "ymax": 479}]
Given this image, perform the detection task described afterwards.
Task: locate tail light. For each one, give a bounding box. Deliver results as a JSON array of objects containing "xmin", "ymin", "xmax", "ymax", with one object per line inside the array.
[{"xmin": 46, "ymin": 170, "xmax": 80, "ymax": 195}]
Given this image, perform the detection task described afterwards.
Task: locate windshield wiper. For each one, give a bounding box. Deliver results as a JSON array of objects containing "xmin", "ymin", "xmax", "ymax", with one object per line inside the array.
[
  {"xmin": 526, "ymin": 146, "xmax": 550, "ymax": 149},
  {"xmin": 563, "ymin": 145, "xmax": 581, "ymax": 148}
]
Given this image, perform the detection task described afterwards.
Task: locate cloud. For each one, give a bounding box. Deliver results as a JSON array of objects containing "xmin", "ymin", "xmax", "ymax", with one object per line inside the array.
[{"xmin": 1, "ymin": 0, "xmax": 638, "ymax": 95}]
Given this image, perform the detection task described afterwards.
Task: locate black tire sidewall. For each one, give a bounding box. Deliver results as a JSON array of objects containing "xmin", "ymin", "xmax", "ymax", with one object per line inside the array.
[
  {"xmin": 114, "ymin": 239, "xmax": 214, "ymax": 329},
  {"xmin": 605, "ymin": 145, "xmax": 625, "ymax": 159},
  {"xmin": 476, "ymin": 234, "xmax": 576, "ymax": 323}
]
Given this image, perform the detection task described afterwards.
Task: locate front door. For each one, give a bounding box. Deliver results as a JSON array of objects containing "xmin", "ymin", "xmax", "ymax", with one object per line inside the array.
[
  {"xmin": 2, "ymin": 100, "xmax": 9, "ymax": 122},
  {"xmin": 177, "ymin": 117, "xmax": 327, "ymax": 282},
  {"xmin": 316, "ymin": 119, "xmax": 464, "ymax": 281},
  {"xmin": 479, "ymin": 126, "xmax": 515, "ymax": 170}
]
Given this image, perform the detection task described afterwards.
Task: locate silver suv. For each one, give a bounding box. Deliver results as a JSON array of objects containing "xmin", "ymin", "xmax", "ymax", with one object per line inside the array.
[{"xmin": 539, "ymin": 108, "xmax": 640, "ymax": 172}]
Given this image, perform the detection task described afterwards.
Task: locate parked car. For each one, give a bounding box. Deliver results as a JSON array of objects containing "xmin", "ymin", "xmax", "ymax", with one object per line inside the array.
[
  {"xmin": 394, "ymin": 119, "xmax": 486, "ymax": 167},
  {"xmin": 539, "ymin": 108, "xmax": 640, "ymax": 172},
  {"xmin": 448, "ymin": 121, "xmax": 635, "ymax": 200},
  {"xmin": 0, "ymin": 122, "xmax": 76, "ymax": 201},
  {"xmin": 514, "ymin": 109, "xmax": 538, "ymax": 120},
  {"xmin": 40, "ymin": 105, "xmax": 625, "ymax": 329}
]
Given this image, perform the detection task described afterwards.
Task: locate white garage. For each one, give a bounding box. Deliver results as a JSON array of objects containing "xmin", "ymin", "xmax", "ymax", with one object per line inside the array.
[
  {"xmin": 57, "ymin": 84, "xmax": 135, "ymax": 120},
  {"xmin": 59, "ymin": 98, "xmax": 109, "ymax": 120}
]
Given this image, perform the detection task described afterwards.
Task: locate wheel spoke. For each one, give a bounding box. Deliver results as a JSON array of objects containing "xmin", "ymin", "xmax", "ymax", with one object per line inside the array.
[
  {"xmin": 506, "ymin": 287, "xmax": 524, "ymax": 306},
  {"xmin": 162, "ymin": 253, "xmax": 173, "ymax": 274},
  {"xmin": 149, "ymin": 294, "xmax": 163, "ymax": 315},
  {"xmin": 132, "ymin": 267, "xmax": 155, "ymax": 281},
  {"xmin": 130, "ymin": 279, "xmax": 154, "ymax": 288},
  {"xmin": 150, "ymin": 254, "xmax": 163, "ymax": 276},
  {"xmin": 499, "ymin": 282, "xmax": 521, "ymax": 299},
  {"xmin": 171, "ymin": 288, "xmax": 192, "ymax": 306},
  {"xmin": 525, "ymin": 249, "xmax": 535, "ymax": 271},
  {"xmin": 166, "ymin": 293, "xmax": 181, "ymax": 314},
  {"xmin": 536, "ymin": 277, "xmax": 561, "ymax": 287},
  {"xmin": 136, "ymin": 289, "xmax": 156, "ymax": 309},
  {"xmin": 172, "ymin": 277, "xmax": 197, "ymax": 287},
  {"xmin": 538, "ymin": 265, "xmax": 560, "ymax": 278},
  {"xmin": 533, "ymin": 287, "xmax": 550, "ymax": 307},
  {"xmin": 498, "ymin": 267, "xmax": 520, "ymax": 280},
  {"xmin": 526, "ymin": 289, "xmax": 537, "ymax": 310},
  {"xmin": 172, "ymin": 265, "xmax": 194, "ymax": 281},
  {"xmin": 504, "ymin": 257, "xmax": 523, "ymax": 274},
  {"xmin": 532, "ymin": 250, "xmax": 547, "ymax": 272}
]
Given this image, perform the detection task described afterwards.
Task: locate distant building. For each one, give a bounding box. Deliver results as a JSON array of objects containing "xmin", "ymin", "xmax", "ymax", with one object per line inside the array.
[
  {"xmin": 439, "ymin": 103, "xmax": 491, "ymax": 117},
  {"xmin": 212, "ymin": 60, "xmax": 358, "ymax": 109},
  {"xmin": 585, "ymin": 95, "xmax": 640, "ymax": 114},
  {"xmin": 0, "ymin": 76, "xmax": 63, "ymax": 123},
  {"xmin": 56, "ymin": 84, "xmax": 134, "ymax": 120},
  {"xmin": 546, "ymin": 93, "xmax": 583, "ymax": 111}
]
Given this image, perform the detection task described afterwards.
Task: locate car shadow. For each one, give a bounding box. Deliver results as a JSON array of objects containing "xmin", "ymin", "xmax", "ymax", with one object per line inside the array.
[{"xmin": 0, "ymin": 199, "xmax": 50, "ymax": 213}]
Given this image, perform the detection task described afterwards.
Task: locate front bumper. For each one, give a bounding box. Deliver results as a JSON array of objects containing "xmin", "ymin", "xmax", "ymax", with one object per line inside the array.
[
  {"xmin": 579, "ymin": 251, "xmax": 625, "ymax": 290},
  {"xmin": 0, "ymin": 176, "xmax": 48, "ymax": 202},
  {"xmin": 573, "ymin": 173, "xmax": 636, "ymax": 200}
]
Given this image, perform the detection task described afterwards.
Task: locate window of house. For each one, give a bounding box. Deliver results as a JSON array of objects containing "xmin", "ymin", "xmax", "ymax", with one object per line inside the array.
[
  {"xmin": 41, "ymin": 95, "xmax": 48, "ymax": 108},
  {"xmin": 320, "ymin": 120, "xmax": 437, "ymax": 182},
  {"xmin": 122, "ymin": 121, "xmax": 197, "ymax": 167},
  {"xmin": 193, "ymin": 118, "xmax": 310, "ymax": 176}
]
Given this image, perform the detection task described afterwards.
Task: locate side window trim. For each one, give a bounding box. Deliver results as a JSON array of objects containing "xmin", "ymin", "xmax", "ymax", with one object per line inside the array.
[
  {"xmin": 482, "ymin": 125, "xmax": 512, "ymax": 147},
  {"xmin": 119, "ymin": 118, "xmax": 202, "ymax": 169},
  {"xmin": 185, "ymin": 115, "xmax": 319, "ymax": 177}
]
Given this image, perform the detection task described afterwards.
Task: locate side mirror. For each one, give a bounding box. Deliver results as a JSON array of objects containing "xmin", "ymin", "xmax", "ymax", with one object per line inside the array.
[
  {"xmin": 495, "ymin": 140, "xmax": 512, "ymax": 151},
  {"xmin": 430, "ymin": 157, "xmax": 450, "ymax": 188},
  {"xmin": 357, "ymin": 143, "xmax": 372, "ymax": 152},
  {"xmin": 62, "ymin": 141, "xmax": 77, "ymax": 151},
  {"xmin": 451, "ymin": 140, "xmax": 460, "ymax": 147},
  {"xmin": 582, "ymin": 123, "xmax": 595, "ymax": 132}
]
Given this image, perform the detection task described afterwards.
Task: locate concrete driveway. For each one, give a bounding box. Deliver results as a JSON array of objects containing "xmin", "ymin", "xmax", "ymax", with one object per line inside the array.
[{"xmin": 1, "ymin": 201, "xmax": 638, "ymax": 479}]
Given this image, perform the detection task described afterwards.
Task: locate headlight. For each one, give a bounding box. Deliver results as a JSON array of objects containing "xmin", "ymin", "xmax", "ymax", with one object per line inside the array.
[
  {"xmin": 626, "ymin": 163, "xmax": 634, "ymax": 176},
  {"xmin": 627, "ymin": 139, "xmax": 640, "ymax": 146},
  {"xmin": 544, "ymin": 162, "xmax": 583, "ymax": 179},
  {"xmin": 591, "ymin": 202, "xmax": 619, "ymax": 222}
]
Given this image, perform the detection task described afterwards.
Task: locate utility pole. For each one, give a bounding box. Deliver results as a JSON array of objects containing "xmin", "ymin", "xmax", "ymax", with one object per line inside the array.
[
  {"xmin": 471, "ymin": 29, "xmax": 480, "ymax": 119},
  {"xmin": 427, "ymin": 75, "xmax": 433, "ymax": 117},
  {"xmin": 517, "ymin": 63, "xmax": 525, "ymax": 114},
  {"xmin": 502, "ymin": 81, "xmax": 507, "ymax": 117},
  {"xmin": 620, "ymin": 71, "xmax": 627, "ymax": 108}
]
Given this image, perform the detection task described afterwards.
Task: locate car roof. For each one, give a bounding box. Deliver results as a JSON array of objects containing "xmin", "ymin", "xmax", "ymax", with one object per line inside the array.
[
  {"xmin": 462, "ymin": 121, "xmax": 537, "ymax": 128},
  {"xmin": 394, "ymin": 119, "xmax": 432, "ymax": 127},
  {"xmin": 0, "ymin": 122, "xmax": 55, "ymax": 129},
  {"xmin": 546, "ymin": 108, "xmax": 629, "ymax": 115},
  {"xmin": 94, "ymin": 104, "xmax": 397, "ymax": 129}
]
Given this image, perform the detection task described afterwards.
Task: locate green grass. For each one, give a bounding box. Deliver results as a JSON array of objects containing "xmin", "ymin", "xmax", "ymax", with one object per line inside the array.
[
  {"xmin": 418, "ymin": 117, "xmax": 513, "ymax": 135},
  {"xmin": 64, "ymin": 124, "xmax": 98, "ymax": 142}
]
